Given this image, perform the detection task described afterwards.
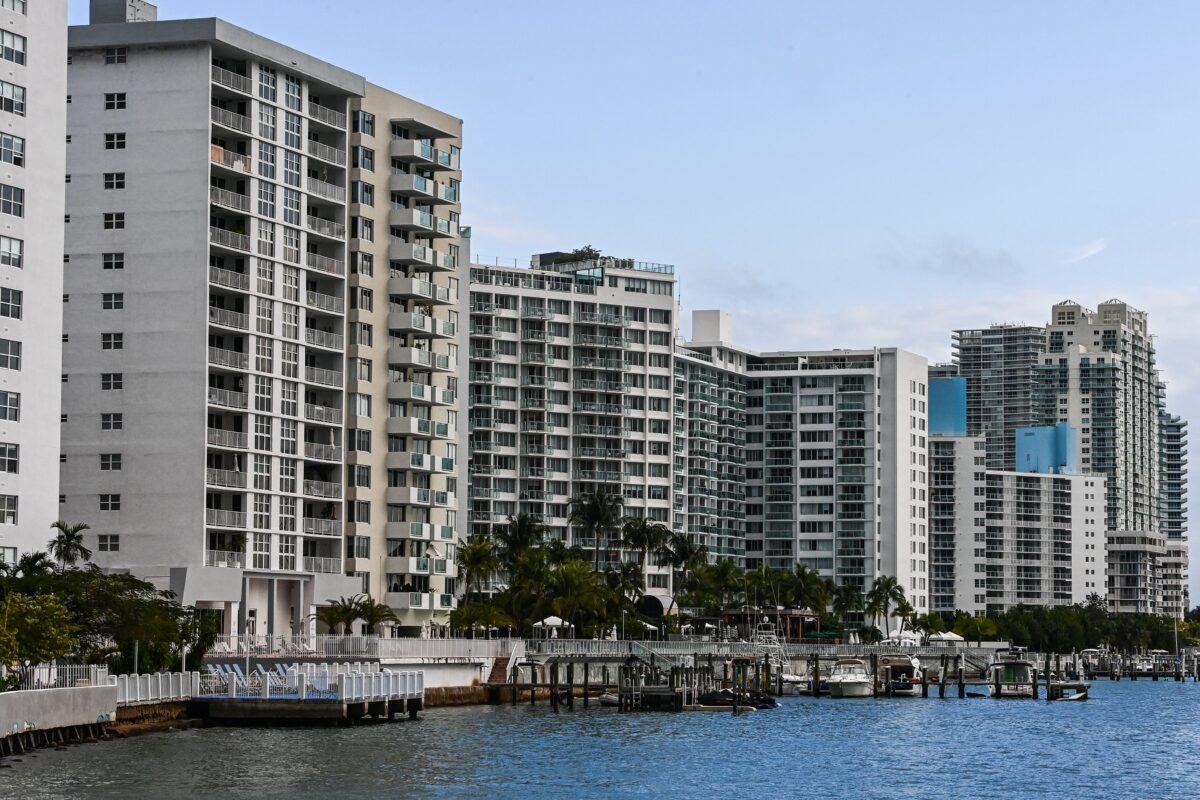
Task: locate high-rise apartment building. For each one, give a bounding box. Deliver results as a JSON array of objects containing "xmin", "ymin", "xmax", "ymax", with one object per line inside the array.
[
  {"xmin": 1032, "ymin": 300, "xmax": 1165, "ymax": 612},
  {"xmin": 952, "ymin": 324, "xmax": 1045, "ymax": 470},
  {"xmin": 0, "ymin": 0, "xmax": 67, "ymax": 564},
  {"xmin": 742, "ymin": 344, "xmax": 930, "ymax": 611},
  {"xmin": 676, "ymin": 310, "xmax": 748, "ymax": 565},
  {"xmin": 929, "ymin": 434, "xmax": 985, "ymax": 614},
  {"xmin": 466, "ymin": 255, "xmax": 677, "ymax": 608},
  {"xmin": 59, "ymin": 2, "xmax": 447, "ymax": 637},
  {"xmin": 1159, "ymin": 412, "xmax": 1188, "ymax": 618},
  {"xmin": 342, "ymin": 85, "xmax": 465, "ymax": 634}
]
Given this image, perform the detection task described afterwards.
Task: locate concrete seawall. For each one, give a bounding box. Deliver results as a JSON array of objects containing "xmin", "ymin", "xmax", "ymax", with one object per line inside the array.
[{"xmin": 0, "ymin": 685, "xmax": 117, "ymax": 735}]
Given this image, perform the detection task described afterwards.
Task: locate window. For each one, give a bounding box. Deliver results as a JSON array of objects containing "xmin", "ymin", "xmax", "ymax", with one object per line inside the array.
[
  {"xmin": 283, "ymin": 112, "xmax": 301, "ymax": 149},
  {"xmin": 0, "ymin": 494, "xmax": 15, "ymax": 524},
  {"xmin": 0, "ymin": 1, "xmax": 26, "ymax": 15},
  {"xmin": 100, "ymin": 453, "xmax": 122, "ymax": 471},
  {"xmin": 98, "ymin": 534, "xmax": 119, "ymax": 552},
  {"xmin": 0, "ymin": 338, "xmax": 19, "ymax": 370},
  {"xmin": 258, "ymin": 141, "xmax": 276, "ymax": 179},
  {"xmin": 282, "ymin": 188, "xmax": 300, "ymax": 225},
  {"xmin": 350, "ymin": 181, "xmax": 374, "ymax": 206},
  {"xmin": 257, "ymin": 181, "xmax": 275, "ymax": 217},
  {"xmin": 352, "ymin": 146, "xmax": 374, "ymax": 171},
  {"xmin": 104, "ymin": 47, "xmax": 127, "ymax": 64},
  {"xmin": 0, "ymin": 30, "xmax": 24, "ymax": 65},
  {"xmin": 0, "ymin": 442, "xmax": 16, "ymax": 473},
  {"xmin": 101, "ymin": 292, "xmax": 124, "ymax": 310},
  {"xmin": 284, "ymin": 74, "xmax": 302, "ymax": 110},
  {"xmin": 103, "ymin": 172, "xmax": 126, "ymax": 190},
  {"xmin": 104, "ymin": 92, "xmax": 126, "ymax": 110},
  {"xmin": 99, "ymin": 494, "xmax": 121, "ymax": 511},
  {"xmin": 0, "ymin": 184, "xmax": 22, "ymax": 217},
  {"xmin": 0, "ymin": 133, "xmax": 23, "ymax": 167},
  {"xmin": 101, "ymin": 372, "xmax": 123, "ymax": 390},
  {"xmin": 102, "ymin": 252, "xmax": 124, "ymax": 270},
  {"xmin": 353, "ymin": 111, "xmax": 375, "ymax": 136},
  {"xmin": 0, "ymin": 391, "xmax": 18, "ymax": 421},
  {"xmin": 103, "ymin": 212, "xmax": 125, "ymax": 229},
  {"xmin": 101, "ymin": 412, "xmax": 123, "ymax": 430},
  {"xmin": 101, "ymin": 332, "xmax": 124, "ymax": 350},
  {"xmin": 0, "ymin": 236, "xmax": 20, "ymax": 268},
  {"xmin": 282, "ymin": 150, "xmax": 300, "ymax": 186},
  {"xmin": 350, "ymin": 217, "xmax": 373, "ymax": 242},
  {"xmin": 258, "ymin": 65, "xmax": 277, "ymax": 102},
  {"xmin": 0, "ymin": 287, "xmax": 19, "ymax": 319},
  {"xmin": 104, "ymin": 132, "xmax": 126, "ymax": 149},
  {"xmin": 258, "ymin": 104, "xmax": 276, "ymax": 140},
  {"xmin": 0, "ymin": 80, "xmax": 24, "ymax": 116}
]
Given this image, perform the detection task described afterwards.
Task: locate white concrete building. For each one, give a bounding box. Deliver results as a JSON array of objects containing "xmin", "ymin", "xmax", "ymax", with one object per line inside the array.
[
  {"xmin": 1159, "ymin": 412, "xmax": 1188, "ymax": 618},
  {"xmin": 929, "ymin": 435, "xmax": 986, "ymax": 614},
  {"xmin": 62, "ymin": 2, "xmax": 364, "ymax": 637},
  {"xmin": 466, "ymin": 255, "xmax": 677, "ymax": 608},
  {"xmin": 0, "ymin": 0, "xmax": 67, "ymax": 563}
]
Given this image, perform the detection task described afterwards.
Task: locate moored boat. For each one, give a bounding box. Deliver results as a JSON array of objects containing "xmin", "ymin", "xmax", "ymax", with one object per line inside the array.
[
  {"xmin": 827, "ymin": 659, "xmax": 873, "ymax": 698},
  {"xmin": 988, "ymin": 659, "xmax": 1036, "ymax": 698},
  {"xmin": 879, "ymin": 654, "xmax": 923, "ymax": 696}
]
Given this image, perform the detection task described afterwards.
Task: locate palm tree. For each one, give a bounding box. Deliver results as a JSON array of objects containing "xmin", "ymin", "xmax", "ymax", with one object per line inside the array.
[
  {"xmin": 789, "ymin": 565, "xmax": 827, "ymax": 611},
  {"xmin": 357, "ymin": 596, "xmax": 399, "ymax": 635},
  {"xmin": 568, "ymin": 488, "xmax": 623, "ymax": 571},
  {"xmin": 493, "ymin": 513, "xmax": 546, "ymax": 571},
  {"xmin": 894, "ymin": 598, "xmax": 915, "ymax": 634},
  {"xmin": 605, "ymin": 561, "xmax": 644, "ymax": 604},
  {"xmin": 47, "ymin": 520, "xmax": 92, "ymax": 569},
  {"xmin": 458, "ymin": 536, "xmax": 500, "ymax": 598},
  {"xmin": 541, "ymin": 560, "xmax": 604, "ymax": 634},
  {"xmin": 14, "ymin": 550, "xmax": 54, "ymax": 578},
  {"xmin": 619, "ymin": 516, "xmax": 670, "ymax": 590},
  {"xmin": 706, "ymin": 559, "xmax": 744, "ymax": 612},
  {"xmin": 662, "ymin": 533, "xmax": 707, "ymax": 615},
  {"xmin": 315, "ymin": 595, "xmax": 363, "ymax": 635},
  {"xmin": 830, "ymin": 583, "xmax": 862, "ymax": 620},
  {"xmin": 867, "ymin": 575, "xmax": 906, "ymax": 638}
]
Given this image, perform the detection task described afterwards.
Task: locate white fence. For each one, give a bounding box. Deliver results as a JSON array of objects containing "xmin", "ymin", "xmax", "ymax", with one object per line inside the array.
[
  {"xmin": 112, "ymin": 672, "xmax": 200, "ymax": 705},
  {"xmin": 206, "ymin": 635, "xmax": 520, "ymax": 660},
  {"xmin": 1, "ymin": 663, "xmax": 111, "ymax": 692},
  {"xmin": 198, "ymin": 663, "xmax": 423, "ymax": 702}
]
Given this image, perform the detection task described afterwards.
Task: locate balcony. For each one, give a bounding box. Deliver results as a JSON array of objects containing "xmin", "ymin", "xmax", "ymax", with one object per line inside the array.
[
  {"xmin": 306, "ymin": 251, "xmax": 345, "ymax": 277},
  {"xmin": 210, "ymin": 185, "xmax": 251, "ymax": 213},
  {"xmin": 306, "ymin": 214, "xmax": 346, "ymax": 241},
  {"xmin": 305, "ymin": 366, "xmax": 344, "ymax": 388},
  {"xmin": 308, "ymin": 101, "xmax": 347, "ymax": 130},
  {"xmin": 208, "ymin": 386, "xmax": 248, "ymax": 409},
  {"xmin": 384, "ymin": 556, "xmax": 431, "ymax": 575},
  {"xmin": 208, "ymin": 346, "xmax": 248, "ymax": 370},
  {"xmin": 304, "ymin": 556, "xmax": 342, "ymax": 575},
  {"xmin": 205, "ymin": 508, "xmax": 246, "ymax": 528},
  {"xmin": 307, "ymin": 176, "xmax": 346, "ymax": 204},
  {"xmin": 208, "ymin": 306, "xmax": 249, "ymax": 331},
  {"xmin": 206, "ymin": 468, "xmax": 246, "ymax": 489},
  {"xmin": 205, "ymin": 549, "xmax": 245, "ymax": 569},
  {"xmin": 307, "ymin": 139, "xmax": 347, "ymax": 167},
  {"xmin": 305, "ymin": 403, "xmax": 343, "ymax": 425},
  {"xmin": 387, "ymin": 416, "xmax": 452, "ymax": 439},
  {"xmin": 389, "ymin": 346, "xmax": 452, "ymax": 373},
  {"xmin": 303, "ymin": 441, "xmax": 343, "ymax": 462},
  {"xmin": 388, "ymin": 276, "xmax": 453, "ymax": 305},
  {"xmin": 390, "ymin": 173, "xmax": 439, "ymax": 201},
  {"xmin": 390, "ymin": 207, "xmax": 457, "ymax": 239},
  {"xmin": 210, "ymin": 226, "xmax": 250, "ymax": 253},
  {"xmin": 302, "ymin": 517, "xmax": 341, "ymax": 536},
  {"xmin": 306, "ymin": 290, "xmax": 345, "ymax": 315},
  {"xmin": 304, "ymin": 327, "xmax": 344, "ymax": 351},
  {"xmin": 211, "ymin": 105, "xmax": 251, "ymax": 134},
  {"xmin": 303, "ymin": 480, "xmax": 342, "ymax": 499},
  {"xmin": 389, "ymin": 138, "xmax": 438, "ymax": 166},
  {"xmin": 211, "ymin": 64, "xmax": 252, "ymax": 94},
  {"xmin": 210, "ymin": 144, "xmax": 251, "ymax": 174},
  {"xmin": 209, "ymin": 265, "xmax": 250, "ymax": 291},
  {"xmin": 384, "ymin": 591, "xmax": 431, "ymax": 611},
  {"xmin": 207, "ymin": 427, "xmax": 247, "ymax": 449},
  {"xmin": 388, "ymin": 311, "xmax": 455, "ymax": 339}
]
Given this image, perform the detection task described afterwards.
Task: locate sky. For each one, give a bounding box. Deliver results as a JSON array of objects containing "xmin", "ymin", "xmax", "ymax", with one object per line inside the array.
[{"xmin": 70, "ymin": 1, "xmax": 1199, "ymax": 595}]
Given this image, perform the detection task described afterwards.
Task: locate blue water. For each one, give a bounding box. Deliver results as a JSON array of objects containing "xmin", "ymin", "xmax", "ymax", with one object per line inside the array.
[{"xmin": 4, "ymin": 681, "xmax": 1198, "ymax": 799}]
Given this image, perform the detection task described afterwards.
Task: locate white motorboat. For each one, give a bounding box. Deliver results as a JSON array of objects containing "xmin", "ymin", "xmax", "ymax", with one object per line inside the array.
[
  {"xmin": 827, "ymin": 659, "xmax": 873, "ymax": 698},
  {"xmin": 597, "ymin": 692, "xmax": 620, "ymax": 707},
  {"xmin": 987, "ymin": 659, "xmax": 1036, "ymax": 698},
  {"xmin": 879, "ymin": 654, "xmax": 923, "ymax": 696},
  {"xmin": 780, "ymin": 673, "xmax": 808, "ymax": 696}
]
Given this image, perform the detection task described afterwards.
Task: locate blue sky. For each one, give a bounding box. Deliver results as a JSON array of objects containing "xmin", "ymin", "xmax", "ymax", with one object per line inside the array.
[{"xmin": 72, "ymin": 1, "xmax": 1199, "ymax": 593}]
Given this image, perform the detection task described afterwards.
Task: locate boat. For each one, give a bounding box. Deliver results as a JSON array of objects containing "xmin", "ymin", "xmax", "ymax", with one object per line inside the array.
[
  {"xmin": 879, "ymin": 654, "xmax": 923, "ymax": 696},
  {"xmin": 987, "ymin": 659, "xmax": 1036, "ymax": 698},
  {"xmin": 827, "ymin": 659, "xmax": 873, "ymax": 698},
  {"xmin": 780, "ymin": 673, "xmax": 808, "ymax": 696},
  {"xmin": 598, "ymin": 692, "xmax": 620, "ymax": 707}
]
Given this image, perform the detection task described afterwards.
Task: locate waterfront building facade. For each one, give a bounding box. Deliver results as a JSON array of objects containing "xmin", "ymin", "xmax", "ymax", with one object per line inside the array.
[
  {"xmin": 742, "ymin": 345, "xmax": 930, "ymax": 611},
  {"xmin": 952, "ymin": 324, "xmax": 1046, "ymax": 471},
  {"xmin": 342, "ymin": 83, "xmax": 464, "ymax": 633},
  {"xmin": 929, "ymin": 434, "xmax": 985, "ymax": 614},
  {"xmin": 61, "ymin": 4, "xmax": 368, "ymax": 636},
  {"xmin": 0, "ymin": 0, "xmax": 67, "ymax": 563},
  {"xmin": 1159, "ymin": 412, "xmax": 1188, "ymax": 618},
  {"xmin": 466, "ymin": 255, "xmax": 677, "ymax": 607}
]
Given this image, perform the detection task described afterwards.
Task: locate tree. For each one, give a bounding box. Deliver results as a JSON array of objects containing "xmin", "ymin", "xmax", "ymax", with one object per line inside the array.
[
  {"xmin": 0, "ymin": 593, "xmax": 77, "ymax": 688},
  {"xmin": 661, "ymin": 533, "xmax": 708, "ymax": 616},
  {"xmin": 539, "ymin": 559, "xmax": 605, "ymax": 634},
  {"xmin": 458, "ymin": 536, "xmax": 500, "ymax": 599},
  {"xmin": 830, "ymin": 583, "xmax": 862, "ymax": 620},
  {"xmin": 13, "ymin": 551, "xmax": 54, "ymax": 579},
  {"xmin": 620, "ymin": 516, "xmax": 671, "ymax": 590},
  {"xmin": 357, "ymin": 596, "xmax": 398, "ymax": 635},
  {"xmin": 568, "ymin": 488, "xmax": 623, "ymax": 572},
  {"xmin": 493, "ymin": 513, "xmax": 547, "ymax": 572},
  {"xmin": 866, "ymin": 575, "xmax": 906, "ymax": 638},
  {"xmin": 893, "ymin": 598, "xmax": 915, "ymax": 634},
  {"xmin": 47, "ymin": 521, "xmax": 92, "ymax": 570},
  {"xmin": 954, "ymin": 614, "xmax": 998, "ymax": 646},
  {"xmin": 316, "ymin": 595, "xmax": 362, "ymax": 635},
  {"xmin": 789, "ymin": 565, "xmax": 827, "ymax": 611}
]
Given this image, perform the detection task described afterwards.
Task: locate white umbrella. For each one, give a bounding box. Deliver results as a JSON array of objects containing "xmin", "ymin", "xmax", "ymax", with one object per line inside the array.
[{"xmin": 533, "ymin": 615, "xmax": 567, "ymax": 628}]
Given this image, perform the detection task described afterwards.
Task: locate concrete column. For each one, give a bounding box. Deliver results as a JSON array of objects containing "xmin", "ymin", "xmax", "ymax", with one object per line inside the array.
[{"xmin": 267, "ymin": 577, "xmax": 276, "ymax": 636}]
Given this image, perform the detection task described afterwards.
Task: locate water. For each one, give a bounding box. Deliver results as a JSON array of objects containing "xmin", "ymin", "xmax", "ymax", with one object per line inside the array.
[{"xmin": 3, "ymin": 681, "xmax": 1198, "ymax": 800}]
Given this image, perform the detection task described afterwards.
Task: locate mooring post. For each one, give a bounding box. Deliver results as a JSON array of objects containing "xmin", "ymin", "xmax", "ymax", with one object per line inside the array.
[
  {"xmin": 583, "ymin": 662, "xmax": 590, "ymax": 708},
  {"xmin": 957, "ymin": 659, "xmax": 965, "ymax": 699}
]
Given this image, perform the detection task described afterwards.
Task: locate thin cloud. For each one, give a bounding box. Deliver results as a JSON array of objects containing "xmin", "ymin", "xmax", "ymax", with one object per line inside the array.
[
  {"xmin": 1063, "ymin": 237, "xmax": 1108, "ymax": 264},
  {"xmin": 883, "ymin": 238, "xmax": 1019, "ymax": 283}
]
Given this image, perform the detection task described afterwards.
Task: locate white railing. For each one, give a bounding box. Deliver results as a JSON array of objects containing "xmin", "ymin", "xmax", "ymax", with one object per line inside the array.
[
  {"xmin": 303, "ymin": 441, "xmax": 342, "ymax": 461},
  {"xmin": 205, "ymin": 549, "xmax": 245, "ymax": 568},
  {"xmin": 198, "ymin": 665, "xmax": 422, "ymax": 703},
  {"xmin": 206, "ymin": 427, "xmax": 247, "ymax": 448},
  {"xmin": 209, "ymin": 185, "xmax": 251, "ymax": 212},
  {"xmin": 307, "ymin": 214, "xmax": 346, "ymax": 239},
  {"xmin": 305, "ymin": 403, "xmax": 342, "ymax": 425},
  {"xmin": 305, "ymin": 365, "xmax": 344, "ymax": 388},
  {"xmin": 308, "ymin": 101, "xmax": 347, "ymax": 129},
  {"xmin": 306, "ymin": 175, "xmax": 346, "ymax": 203},
  {"xmin": 2, "ymin": 663, "xmax": 110, "ymax": 691},
  {"xmin": 208, "ymin": 386, "xmax": 248, "ymax": 409},
  {"xmin": 208, "ymin": 346, "xmax": 249, "ymax": 370},
  {"xmin": 206, "ymin": 508, "xmax": 247, "ymax": 528},
  {"xmin": 209, "ymin": 265, "xmax": 250, "ymax": 290},
  {"xmin": 303, "ymin": 517, "xmax": 341, "ymax": 536},
  {"xmin": 210, "ymin": 144, "xmax": 251, "ymax": 173},
  {"xmin": 303, "ymin": 555, "xmax": 341, "ymax": 574},
  {"xmin": 211, "ymin": 105, "xmax": 251, "ymax": 133},
  {"xmin": 211, "ymin": 64, "xmax": 253, "ymax": 94},
  {"xmin": 307, "ymin": 139, "xmax": 347, "ymax": 166},
  {"xmin": 303, "ymin": 479, "xmax": 342, "ymax": 499},
  {"xmin": 306, "ymin": 251, "xmax": 345, "ymax": 276},
  {"xmin": 206, "ymin": 468, "xmax": 247, "ymax": 488},
  {"xmin": 375, "ymin": 638, "xmax": 519, "ymax": 661},
  {"xmin": 208, "ymin": 306, "xmax": 249, "ymax": 330},
  {"xmin": 210, "ymin": 226, "xmax": 251, "ymax": 252},
  {"xmin": 201, "ymin": 635, "xmax": 519, "ymax": 662},
  {"xmin": 304, "ymin": 327, "xmax": 344, "ymax": 350},
  {"xmin": 113, "ymin": 672, "xmax": 200, "ymax": 706},
  {"xmin": 306, "ymin": 290, "xmax": 345, "ymax": 314}
]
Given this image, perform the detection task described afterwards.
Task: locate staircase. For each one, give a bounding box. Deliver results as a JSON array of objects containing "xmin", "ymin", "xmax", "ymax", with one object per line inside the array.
[{"xmin": 487, "ymin": 656, "xmax": 510, "ymax": 684}]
